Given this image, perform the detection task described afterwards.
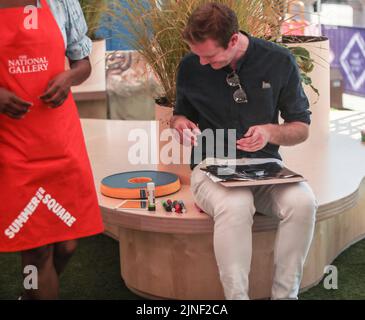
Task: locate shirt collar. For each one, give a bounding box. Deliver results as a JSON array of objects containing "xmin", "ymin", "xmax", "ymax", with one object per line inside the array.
[
  {"xmin": 223, "ymin": 30, "xmax": 254, "ymax": 73},
  {"xmin": 236, "ymin": 31, "xmax": 254, "ymax": 71}
]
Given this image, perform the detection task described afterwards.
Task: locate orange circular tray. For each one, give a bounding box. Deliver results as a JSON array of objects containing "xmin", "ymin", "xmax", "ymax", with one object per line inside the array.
[{"xmin": 100, "ymin": 170, "xmax": 181, "ymax": 199}]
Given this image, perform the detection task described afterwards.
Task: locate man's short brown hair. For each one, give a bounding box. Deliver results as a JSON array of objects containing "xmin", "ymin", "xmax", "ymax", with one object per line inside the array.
[{"xmin": 182, "ymin": 2, "xmax": 239, "ymax": 49}]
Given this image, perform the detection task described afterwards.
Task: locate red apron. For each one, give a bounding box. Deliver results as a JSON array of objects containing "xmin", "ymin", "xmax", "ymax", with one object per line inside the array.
[{"xmin": 0, "ymin": 0, "xmax": 104, "ymax": 252}]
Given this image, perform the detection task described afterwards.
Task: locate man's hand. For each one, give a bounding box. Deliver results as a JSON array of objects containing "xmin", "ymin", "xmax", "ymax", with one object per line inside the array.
[
  {"xmin": 170, "ymin": 115, "xmax": 201, "ymax": 146},
  {"xmin": 237, "ymin": 122, "xmax": 309, "ymax": 151},
  {"xmin": 236, "ymin": 125, "xmax": 271, "ymax": 152},
  {"xmin": 39, "ymin": 58, "xmax": 91, "ymax": 108},
  {"xmin": 39, "ymin": 71, "xmax": 73, "ymax": 108},
  {"xmin": 0, "ymin": 88, "xmax": 33, "ymax": 120}
]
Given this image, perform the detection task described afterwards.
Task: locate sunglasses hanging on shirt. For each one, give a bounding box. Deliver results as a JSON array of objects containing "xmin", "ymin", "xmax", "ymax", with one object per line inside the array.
[{"xmin": 226, "ymin": 71, "xmax": 248, "ymax": 104}]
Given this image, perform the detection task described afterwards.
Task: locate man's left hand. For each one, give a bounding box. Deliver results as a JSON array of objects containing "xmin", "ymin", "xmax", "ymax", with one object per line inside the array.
[
  {"xmin": 236, "ymin": 124, "xmax": 271, "ymax": 152},
  {"xmin": 40, "ymin": 71, "xmax": 72, "ymax": 108}
]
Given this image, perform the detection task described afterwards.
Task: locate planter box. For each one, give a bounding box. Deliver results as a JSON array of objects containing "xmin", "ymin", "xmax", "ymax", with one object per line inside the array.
[{"xmin": 286, "ymin": 37, "xmax": 331, "ymax": 141}]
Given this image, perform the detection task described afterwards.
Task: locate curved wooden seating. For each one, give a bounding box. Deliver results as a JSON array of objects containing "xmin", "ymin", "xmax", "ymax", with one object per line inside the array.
[{"xmin": 82, "ymin": 111, "xmax": 365, "ymax": 299}]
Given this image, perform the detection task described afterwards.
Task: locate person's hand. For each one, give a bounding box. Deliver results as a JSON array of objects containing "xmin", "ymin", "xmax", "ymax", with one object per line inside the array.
[
  {"xmin": 236, "ymin": 125, "xmax": 271, "ymax": 152},
  {"xmin": 170, "ymin": 115, "xmax": 201, "ymax": 146},
  {"xmin": 39, "ymin": 71, "xmax": 73, "ymax": 107},
  {"xmin": 0, "ymin": 87, "xmax": 33, "ymax": 120}
]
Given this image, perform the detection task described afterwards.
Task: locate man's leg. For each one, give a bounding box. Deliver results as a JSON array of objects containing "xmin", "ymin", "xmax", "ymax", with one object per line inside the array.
[
  {"xmin": 254, "ymin": 182, "xmax": 317, "ymax": 299},
  {"xmin": 21, "ymin": 244, "xmax": 59, "ymax": 300},
  {"xmin": 53, "ymin": 240, "xmax": 78, "ymax": 276},
  {"xmin": 191, "ymin": 163, "xmax": 256, "ymax": 300}
]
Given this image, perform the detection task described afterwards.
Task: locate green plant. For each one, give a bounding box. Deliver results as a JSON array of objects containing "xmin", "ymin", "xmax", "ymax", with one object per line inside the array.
[
  {"xmin": 289, "ymin": 45, "xmax": 318, "ymax": 97},
  {"xmin": 79, "ymin": 0, "xmax": 114, "ymax": 40},
  {"xmin": 118, "ymin": 0, "xmax": 317, "ymax": 106}
]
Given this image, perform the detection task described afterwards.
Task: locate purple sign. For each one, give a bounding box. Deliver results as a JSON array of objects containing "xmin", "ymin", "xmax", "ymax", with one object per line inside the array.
[{"xmin": 322, "ymin": 25, "xmax": 365, "ymax": 97}]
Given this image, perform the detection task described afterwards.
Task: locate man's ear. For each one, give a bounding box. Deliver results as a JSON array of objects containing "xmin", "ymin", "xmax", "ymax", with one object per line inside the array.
[{"xmin": 229, "ymin": 33, "xmax": 239, "ymax": 48}]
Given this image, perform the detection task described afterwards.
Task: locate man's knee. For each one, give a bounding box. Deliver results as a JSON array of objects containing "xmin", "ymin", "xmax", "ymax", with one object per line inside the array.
[
  {"xmin": 190, "ymin": 165, "xmax": 207, "ymax": 193},
  {"xmin": 213, "ymin": 190, "xmax": 256, "ymax": 224},
  {"xmin": 22, "ymin": 245, "xmax": 53, "ymax": 266},
  {"xmin": 276, "ymin": 184, "xmax": 317, "ymax": 222},
  {"xmin": 55, "ymin": 240, "xmax": 78, "ymax": 259}
]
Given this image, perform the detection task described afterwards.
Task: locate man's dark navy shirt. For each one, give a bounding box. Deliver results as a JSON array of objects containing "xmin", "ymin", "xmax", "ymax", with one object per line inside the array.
[{"xmin": 173, "ymin": 32, "xmax": 311, "ymax": 169}]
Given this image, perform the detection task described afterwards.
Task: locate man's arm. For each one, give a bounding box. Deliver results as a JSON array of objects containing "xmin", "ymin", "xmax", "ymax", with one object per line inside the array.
[
  {"xmin": 236, "ymin": 121, "xmax": 309, "ymax": 152},
  {"xmin": 67, "ymin": 58, "xmax": 92, "ymax": 86},
  {"xmin": 171, "ymin": 57, "xmax": 200, "ymax": 146},
  {"xmin": 265, "ymin": 122, "xmax": 309, "ymax": 146},
  {"xmin": 237, "ymin": 51, "xmax": 311, "ymax": 153}
]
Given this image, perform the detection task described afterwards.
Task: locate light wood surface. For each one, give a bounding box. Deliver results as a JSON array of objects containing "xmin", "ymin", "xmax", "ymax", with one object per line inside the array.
[
  {"xmin": 73, "ymin": 91, "xmax": 107, "ymax": 119},
  {"xmin": 81, "ymin": 111, "xmax": 365, "ymax": 299},
  {"xmin": 73, "ymin": 90, "xmax": 106, "ymax": 102}
]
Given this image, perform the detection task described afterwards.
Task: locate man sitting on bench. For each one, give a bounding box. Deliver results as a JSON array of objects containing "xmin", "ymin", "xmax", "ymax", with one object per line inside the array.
[{"xmin": 171, "ymin": 2, "xmax": 317, "ymax": 300}]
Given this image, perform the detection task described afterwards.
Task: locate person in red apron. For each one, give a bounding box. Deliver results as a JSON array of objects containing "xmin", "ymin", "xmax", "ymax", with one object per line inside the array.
[{"xmin": 0, "ymin": 0, "xmax": 104, "ymax": 299}]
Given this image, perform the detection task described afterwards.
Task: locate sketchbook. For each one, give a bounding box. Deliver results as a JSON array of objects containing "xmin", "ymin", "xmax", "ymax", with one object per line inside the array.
[{"xmin": 200, "ymin": 162, "xmax": 306, "ymax": 187}]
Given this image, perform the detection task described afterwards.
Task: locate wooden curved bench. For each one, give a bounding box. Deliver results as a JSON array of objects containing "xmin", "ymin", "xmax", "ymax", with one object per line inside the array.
[{"xmin": 82, "ymin": 112, "xmax": 365, "ymax": 299}]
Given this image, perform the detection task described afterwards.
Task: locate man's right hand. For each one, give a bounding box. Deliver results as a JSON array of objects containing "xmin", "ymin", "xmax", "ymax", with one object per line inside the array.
[
  {"xmin": 0, "ymin": 88, "xmax": 32, "ymax": 120},
  {"xmin": 170, "ymin": 115, "xmax": 201, "ymax": 146}
]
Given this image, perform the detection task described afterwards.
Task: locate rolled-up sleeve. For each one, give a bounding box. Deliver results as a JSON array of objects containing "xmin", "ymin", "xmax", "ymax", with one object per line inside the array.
[
  {"xmin": 278, "ymin": 54, "xmax": 312, "ymax": 125},
  {"xmin": 63, "ymin": 0, "xmax": 92, "ymax": 60}
]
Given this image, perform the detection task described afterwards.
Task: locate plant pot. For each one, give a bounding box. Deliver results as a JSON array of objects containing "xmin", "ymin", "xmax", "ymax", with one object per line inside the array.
[
  {"xmin": 284, "ymin": 36, "xmax": 330, "ymax": 142},
  {"xmin": 72, "ymin": 39, "xmax": 106, "ymax": 93},
  {"xmin": 155, "ymin": 104, "xmax": 192, "ymax": 185}
]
